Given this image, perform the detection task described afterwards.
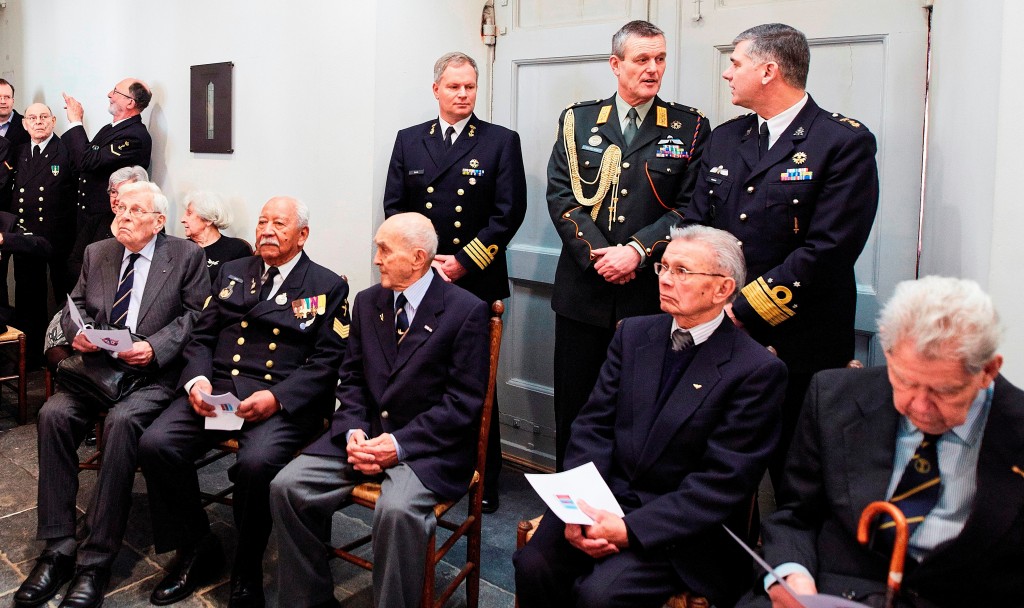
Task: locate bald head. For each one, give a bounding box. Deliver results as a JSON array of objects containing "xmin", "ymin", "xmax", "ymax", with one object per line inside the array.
[
  {"xmin": 374, "ymin": 213, "xmax": 439, "ymax": 291},
  {"xmin": 23, "ymin": 102, "xmax": 57, "ymax": 144}
]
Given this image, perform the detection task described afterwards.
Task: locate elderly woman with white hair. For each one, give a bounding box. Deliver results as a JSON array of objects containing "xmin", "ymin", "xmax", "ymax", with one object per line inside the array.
[{"xmin": 180, "ymin": 190, "xmax": 252, "ymax": 281}]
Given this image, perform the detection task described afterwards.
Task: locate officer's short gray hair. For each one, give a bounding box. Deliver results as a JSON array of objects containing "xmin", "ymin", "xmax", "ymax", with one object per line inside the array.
[
  {"xmin": 119, "ymin": 180, "xmax": 168, "ymax": 215},
  {"xmin": 182, "ymin": 191, "xmax": 232, "ymax": 230},
  {"xmin": 433, "ymin": 52, "xmax": 478, "ymax": 84},
  {"xmin": 108, "ymin": 165, "xmax": 149, "ymax": 188},
  {"xmin": 878, "ymin": 276, "xmax": 1002, "ymax": 375},
  {"xmin": 733, "ymin": 23, "xmax": 810, "ymax": 90},
  {"xmin": 668, "ymin": 225, "xmax": 746, "ymax": 303},
  {"xmin": 611, "ymin": 20, "xmax": 665, "ymax": 58}
]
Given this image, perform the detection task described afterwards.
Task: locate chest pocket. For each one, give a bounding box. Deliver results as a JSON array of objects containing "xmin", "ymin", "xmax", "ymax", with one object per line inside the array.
[
  {"xmin": 646, "ymin": 157, "xmax": 687, "ymax": 181},
  {"xmin": 704, "ymin": 174, "xmax": 734, "ymax": 222},
  {"xmin": 576, "ymin": 147, "xmax": 604, "ymax": 183},
  {"xmin": 766, "ymin": 182, "xmax": 817, "ymax": 241}
]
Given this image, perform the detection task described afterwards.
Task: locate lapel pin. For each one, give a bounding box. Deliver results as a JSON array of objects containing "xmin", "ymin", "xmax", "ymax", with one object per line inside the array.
[
  {"xmin": 424, "ymin": 325, "xmax": 433, "ymax": 333},
  {"xmin": 275, "ymin": 293, "xmax": 288, "ymax": 305},
  {"xmin": 379, "ymin": 313, "xmax": 385, "ymax": 322},
  {"xmin": 692, "ymin": 383, "xmax": 703, "ymax": 390},
  {"xmin": 1012, "ymin": 465, "xmax": 1024, "ymax": 480}
]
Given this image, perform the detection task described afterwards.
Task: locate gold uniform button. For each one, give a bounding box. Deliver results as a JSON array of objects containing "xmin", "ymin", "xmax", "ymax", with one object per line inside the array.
[
  {"xmin": 453, "ymin": 238, "xmax": 460, "ymax": 245},
  {"xmin": 666, "ymin": 168, "xmax": 673, "ymax": 173},
  {"xmin": 381, "ymin": 410, "xmax": 389, "ymax": 419},
  {"xmin": 39, "ymin": 186, "xmax": 45, "ymax": 191},
  {"xmin": 455, "ymin": 206, "xmax": 462, "ymax": 212},
  {"xmin": 18, "ymin": 208, "xmax": 23, "ymax": 213},
  {"xmin": 425, "ymin": 202, "xmax": 433, "ymax": 209},
  {"xmin": 264, "ymin": 374, "xmax": 272, "ymax": 381},
  {"xmin": 39, "ymin": 217, "xmax": 43, "ymax": 221},
  {"xmin": 622, "ymin": 162, "xmax": 630, "ymax": 169},
  {"xmin": 237, "ymin": 337, "xmax": 245, "ymax": 345},
  {"xmin": 577, "ymin": 231, "xmax": 584, "ymax": 237},
  {"xmin": 231, "ymin": 369, "xmax": 239, "ymax": 376},
  {"xmin": 646, "ymin": 248, "xmax": 652, "ymax": 255},
  {"xmin": 427, "ymin": 186, "xmax": 434, "ymax": 193},
  {"xmin": 584, "ymin": 160, "xmax": 590, "ymax": 166},
  {"xmin": 269, "ymin": 343, "xmax": 277, "ymax": 351},
  {"xmin": 232, "ymin": 354, "xmax": 241, "ymax": 362},
  {"xmin": 617, "ymin": 216, "xmax": 625, "ymax": 223},
  {"xmin": 18, "ymin": 218, "xmax": 24, "ymax": 224},
  {"xmin": 266, "ymin": 360, "xmax": 274, "ymax": 368},
  {"xmin": 18, "ymin": 188, "xmax": 24, "ymax": 193},
  {"xmin": 747, "ymin": 186, "xmax": 755, "ymax": 193},
  {"xmin": 740, "ymin": 213, "xmax": 748, "ymax": 221},
  {"xmin": 38, "ymin": 197, "xmax": 43, "ymax": 202},
  {"xmin": 273, "ymin": 328, "xmax": 281, "ymax": 335},
  {"xmin": 620, "ymin": 189, "xmax": 628, "ymax": 196},
  {"xmin": 241, "ymin": 321, "xmax": 249, "ymax": 328},
  {"xmin": 457, "ymin": 189, "xmax": 464, "ymax": 195},
  {"xmin": 18, "ymin": 198, "xmax": 23, "ymax": 203},
  {"xmin": 737, "ymin": 240, "xmax": 743, "ymax": 247},
  {"xmin": 792, "ymin": 198, "xmax": 799, "ymax": 205},
  {"xmin": 454, "ymin": 221, "xmax": 461, "ymax": 228}
]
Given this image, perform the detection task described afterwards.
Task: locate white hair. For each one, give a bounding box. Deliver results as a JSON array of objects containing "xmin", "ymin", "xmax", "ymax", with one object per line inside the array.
[
  {"xmin": 668, "ymin": 225, "xmax": 746, "ymax": 302},
  {"xmin": 878, "ymin": 276, "xmax": 1002, "ymax": 374},
  {"xmin": 118, "ymin": 180, "xmax": 168, "ymax": 215},
  {"xmin": 182, "ymin": 191, "xmax": 232, "ymax": 230}
]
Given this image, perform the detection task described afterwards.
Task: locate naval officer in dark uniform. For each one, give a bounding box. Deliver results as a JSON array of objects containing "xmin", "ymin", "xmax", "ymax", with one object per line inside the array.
[
  {"xmin": 383, "ymin": 51, "xmax": 527, "ymax": 510},
  {"xmin": 0, "ymin": 79, "xmax": 32, "ymax": 309},
  {"xmin": 686, "ymin": 23, "xmax": 879, "ymax": 483},
  {"xmin": 10, "ymin": 103, "xmax": 77, "ymax": 363},
  {"xmin": 547, "ymin": 20, "xmax": 709, "ymax": 470},
  {"xmin": 63, "ymin": 78, "xmax": 153, "ymax": 283},
  {"xmin": 139, "ymin": 196, "xmax": 350, "ymax": 608}
]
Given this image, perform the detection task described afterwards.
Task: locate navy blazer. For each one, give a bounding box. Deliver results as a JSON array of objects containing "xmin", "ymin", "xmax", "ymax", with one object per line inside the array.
[
  {"xmin": 181, "ymin": 252, "xmax": 350, "ymax": 420},
  {"xmin": 566, "ymin": 314, "xmax": 786, "ymax": 605},
  {"xmin": 383, "ymin": 114, "xmax": 527, "ymax": 303},
  {"xmin": 305, "ymin": 272, "xmax": 489, "ymax": 502},
  {"xmin": 753, "ymin": 367, "xmax": 1024, "ymax": 607},
  {"xmin": 63, "ymin": 114, "xmax": 152, "ymax": 215},
  {"xmin": 687, "ymin": 96, "xmax": 878, "ymax": 372}
]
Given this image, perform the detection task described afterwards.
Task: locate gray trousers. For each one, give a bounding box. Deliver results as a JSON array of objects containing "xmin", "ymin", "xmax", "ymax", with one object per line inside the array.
[
  {"xmin": 270, "ymin": 454, "xmax": 438, "ymax": 608},
  {"xmin": 36, "ymin": 383, "xmax": 172, "ymax": 568}
]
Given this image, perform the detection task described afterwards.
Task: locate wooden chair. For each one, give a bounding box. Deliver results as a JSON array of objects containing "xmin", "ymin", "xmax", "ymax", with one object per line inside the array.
[
  {"xmin": 0, "ymin": 325, "xmax": 28, "ymax": 423},
  {"xmin": 330, "ymin": 300, "xmax": 504, "ymax": 608}
]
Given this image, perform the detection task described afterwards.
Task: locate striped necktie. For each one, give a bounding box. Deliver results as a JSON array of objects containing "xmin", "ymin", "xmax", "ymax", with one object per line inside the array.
[
  {"xmin": 395, "ymin": 293, "xmax": 409, "ymax": 343},
  {"xmin": 878, "ymin": 432, "xmax": 943, "ymax": 548},
  {"xmin": 111, "ymin": 253, "xmax": 141, "ymax": 328}
]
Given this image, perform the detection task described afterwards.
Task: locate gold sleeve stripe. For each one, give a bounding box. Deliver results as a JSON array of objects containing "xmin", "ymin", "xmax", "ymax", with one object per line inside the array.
[
  {"xmin": 740, "ymin": 277, "xmax": 796, "ymax": 326},
  {"xmin": 334, "ymin": 318, "xmax": 350, "ymax": 339},
  {"xmin": 464, "ymin": 238, "xmax": 498, "ymax": 270},
  {"xmin": 109, "ymin": 144, "xmax": 121, "ymax": 156},
  {"xmin": 203, "ymin": 295, "xmax": 212, "ymax": 310}
]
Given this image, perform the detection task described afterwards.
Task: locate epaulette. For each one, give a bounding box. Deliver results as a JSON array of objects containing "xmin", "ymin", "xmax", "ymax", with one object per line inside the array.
[
  {"xmin": 564, "ymin": 98, "xmax": 603, "ymax": 110},
  {"xmin": 827, "ymin": 112, "xmax": 865, "ymax": 130},
  {"xmin": 666, "ymin": 101, "xmax": 706, "ymax": 119},
  {"xmin": 720, "ymin": 112, "xmax": 754, "ymax": 125}
]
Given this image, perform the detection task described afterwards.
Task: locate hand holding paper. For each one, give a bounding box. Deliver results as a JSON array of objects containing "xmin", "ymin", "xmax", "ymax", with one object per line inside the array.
[
  {"xmin": 524, "ymin": 462, "xmax": 623, "ymax": 526},
  {"xmin": 66, "ymin": 294, "xmax": 134, "ymax": 353},
  {"xmin": 199, "ymin": 389, "xmax": 244, "ymax": 431}
]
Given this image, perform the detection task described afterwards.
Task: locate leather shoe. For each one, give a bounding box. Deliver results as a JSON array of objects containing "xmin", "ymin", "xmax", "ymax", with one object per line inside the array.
[
  {"xmin": 14, "ymin": 550, "xmax": 76, "ymax": 607},
  {"xmin": 228, "ymin": 573, "xmax": 265, "ymax": 608},
  {"xmin": 481, "ymin": 494, "xmax": 499, "ymax": 514},
  {"xmin": 83, "ymin": 428, "xmax": 98, "ymax": 447},
  {"xmin": 150, "ymin": 536, "xmax": 225, "ymax": 605},
  {"xmin": 58, "ymin": 566, "xmax": 109, "ymax": 608}
]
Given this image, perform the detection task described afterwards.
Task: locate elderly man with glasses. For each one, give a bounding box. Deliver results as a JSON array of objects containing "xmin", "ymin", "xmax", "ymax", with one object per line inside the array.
[{"xmin": 15, "ymin": 181, "xmax": 208, "ymax": 608}]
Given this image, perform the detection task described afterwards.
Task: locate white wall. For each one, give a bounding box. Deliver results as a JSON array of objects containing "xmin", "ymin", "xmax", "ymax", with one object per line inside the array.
[
  {"xmin": 0, "ymin": 0, "xmax": 489, "ymax": 295},
  {"xmin": 924, "ymin": 0, "xmax": 1024, "ymax": 380}
]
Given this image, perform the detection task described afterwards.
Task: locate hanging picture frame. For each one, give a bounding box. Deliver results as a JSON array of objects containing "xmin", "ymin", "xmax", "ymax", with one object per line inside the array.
[{"xmin": 190, "ymin": 62, "xmax": 233, "ymax": 153}]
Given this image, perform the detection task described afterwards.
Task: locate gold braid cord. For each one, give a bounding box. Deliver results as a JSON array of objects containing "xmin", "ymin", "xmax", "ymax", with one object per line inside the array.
[{"xmin": 563, "ymin": 109, "xmax": 621, "ymax": 229}]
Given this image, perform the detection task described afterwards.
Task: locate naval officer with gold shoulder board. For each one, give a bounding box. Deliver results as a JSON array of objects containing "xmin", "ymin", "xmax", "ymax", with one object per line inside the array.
[{"xmin": 547, "ymin": 20, "xmax": 709, "ymax": 470}]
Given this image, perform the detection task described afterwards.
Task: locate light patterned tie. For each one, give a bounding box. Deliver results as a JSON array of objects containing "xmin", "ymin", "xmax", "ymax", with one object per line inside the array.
[{"xmin": 878, "ymin": 433, "xmax": 943, "ymax": 549}]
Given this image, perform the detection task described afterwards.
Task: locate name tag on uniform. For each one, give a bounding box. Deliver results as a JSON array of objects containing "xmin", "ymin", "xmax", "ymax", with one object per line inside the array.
[
  {"xmin": 408, "ymin": 169, "xmax": 424, "ymax": 175},
  {"xmin": 581, "ymin": 145, "xmax": 604, "ymax": 153}
]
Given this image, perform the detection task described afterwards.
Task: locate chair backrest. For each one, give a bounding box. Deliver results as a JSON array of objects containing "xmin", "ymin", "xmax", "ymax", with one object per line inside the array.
[{"xmin": 474, "ymin": 301, "xmax": 504, "ymax": 491}]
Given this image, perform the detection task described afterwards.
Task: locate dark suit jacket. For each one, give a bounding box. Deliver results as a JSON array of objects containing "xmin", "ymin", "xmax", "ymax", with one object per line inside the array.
[
  {"xmin": 686, "ymin": 96, "xmax": 878, "ymax": 372},
  {"xmin": 305, "ymin": 272, "xmax": 489, "ymax": 501},
  {"xmin": 61, "ymin": 233, "xmax": 210, "ymax": 390},
  {"xmin": 756, "ymin": 367, "xmax": 1024, "ymax": 607},
  {"xmin": 11, "ymin": 135, "xmax": 77, "ymax": 246},
  {"xmin": 565, "ymin": 314, "xmax": 786, "ymax": 605},
  {"xmin": 0, "ymin": 210, "xmax": 52, "ymax": 258},
  {"xmin": 547, "ymin": 95, "xmax": 710, "ymax": 327},
  {"xmin": 181, "ymin": 252, "xmax": 350, "ymax": 420},
  {"xmin": 383, "ymin": 114, "xmax": 527, "ymax": 303},
  {"xmin": 63, "ymin": 114, "xmax": 152, "ymax": 215}
]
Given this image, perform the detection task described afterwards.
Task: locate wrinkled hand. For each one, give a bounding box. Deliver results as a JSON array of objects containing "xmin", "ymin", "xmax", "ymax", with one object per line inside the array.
[
  {"xmin": 433, "ymin": 254, "xmax": 467, "ymax": 281},
  {"xmin": 564, "ymin": 500, "xmax": 628, "ymax": 559},
  {"xmin": 347, "ymin": 432, "xmax": 398, "ymax": 475},
  {"xmin": 118, "ymin": 340, "xmax": 154, "ymax": 366},
  {"xmin": 188, "ymin": 380, "xmax": 216, "ymax": 417},
  {"xmin": 236, "ymin": 389, "xmax": 279, "ymax": 423},
  {"xmin": 72, "ymin": 331, "xmax": 100, "ymax": 353},
  {"xmin": 63, "ymin": 92, "xmax": 84, "ymax": 123},
  {"xmin": 430, "ymin": 260, "xmax": 452, "ymax": 283},
  {"xmin": 592, "ymin": 246, "xmax": 640, "ymax": 284},
  {"xmin": 768, "ymin": 573, "xmax": 817, "ymax": 608}
]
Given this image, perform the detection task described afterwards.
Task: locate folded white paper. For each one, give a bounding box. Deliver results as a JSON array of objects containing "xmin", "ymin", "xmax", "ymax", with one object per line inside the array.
[
  {"xmin": 525, "ymin": 462, "xmax": 624, "ymax": 525},
  {"xmin": 200, "ymin": 389, "xmax": 245, "ymax": 431},
  {"xmin": 66, "ymin": 294, "xmax": 134, "ymax": 353}
]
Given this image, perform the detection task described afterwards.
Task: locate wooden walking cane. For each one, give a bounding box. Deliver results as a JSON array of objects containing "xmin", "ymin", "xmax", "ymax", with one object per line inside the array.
[{"xmin": 857, "ymin": 501, "xmax": 910, "ymax": 608}]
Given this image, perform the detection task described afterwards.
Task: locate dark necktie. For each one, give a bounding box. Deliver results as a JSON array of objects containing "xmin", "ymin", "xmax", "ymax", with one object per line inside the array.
[
  {"xmin": 878, "ymin": 433, "xmax": 943, "ymax": 548},
  {"xmin": 671, "ymin": 328, "xmax": 694, "ymax": 351},
  {"xmin": 758, "ymin": 122, "xmax": 770, "ymax": 159},
  {"xmin": 32, "ymin": 144, "xmax": 40, "ymax": 160},
  {"xmin": 623, "ymin": 107, "xmax": 639, "ymax": 147},
  {"xmin": 111, "ymin": 253, "xmax": 141, "ymax": 328},
  {"xmin": 395, "ymin": 293, "xmax": 410, "ymax": 342},
  {"xmin": 444, "ymin": 126, "xmax": 455, "ymax": 150},
  {"xmin": 259, "ymin": 266, "xmax": 279, "ymax": 301}
]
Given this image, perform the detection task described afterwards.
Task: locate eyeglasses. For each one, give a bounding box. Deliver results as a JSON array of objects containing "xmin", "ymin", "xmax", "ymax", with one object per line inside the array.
[
  {"xmin": 24, "ymin": 114, "xmax": 53, "ymax": 123},
  {"xmin": 111, "ymin": 89, "xmax": 134, "ymax": 102},
  {"xmin": 113, "ymin": 204, "xmax": 161, "ymax": 219},
  {"xmin": 653, "ymin": 262, "xmax": 727, "ymax": 280}
]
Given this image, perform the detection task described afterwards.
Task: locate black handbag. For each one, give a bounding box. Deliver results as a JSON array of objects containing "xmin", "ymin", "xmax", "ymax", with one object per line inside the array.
[{"xmin": 56, "ymin": 336, "xmax": 154, "ymax": 405}]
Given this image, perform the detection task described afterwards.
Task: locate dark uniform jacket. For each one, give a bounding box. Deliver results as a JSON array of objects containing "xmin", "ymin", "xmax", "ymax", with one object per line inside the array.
[
  {"xmin": 0, "ymin": 110, "xmax": 30, "ymax": 213},
  {"xmin": 383, "ymin": 114, "xmax": 527, "ymax": 303},
  {"xmin": 547, "ymin": 94, "xmax": 709, "ymax": 327},
  {"xmin": 744, "ymin": 367, "xmax": 1024, "ymax": 607},
  {"xmin": 182, "ymin": 252, "xmax": 350, "ymax": 422},
  {"xmin": 305, "ymin": 272, "xmax": 489, "ymax": 502},
  {"xmin": 11, "ymin": 135, "xmax": 77, "ymax": 245},
  {"xmin": 687, "ymin": 96, "xmax": 878, "ymax": 372},
  {"xmin": 63, "ymin": 114, "xmax": 152, "ymax": 216}
]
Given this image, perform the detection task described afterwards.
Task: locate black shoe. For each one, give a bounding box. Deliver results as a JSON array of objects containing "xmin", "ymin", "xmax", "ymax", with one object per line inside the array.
[
  {"xmin": 83, "ymin": 428, "xmax": 97, "ymax": 447},
  {"xmin": 150, "ymin": 536, "xmax": 225, "ymax": 605},
  {"xmin": 58, "ymin": 566, "xmax": 109, "ymax": 608},
  {"xmin": 14, "ymin": 550, "xmax": 76, "ymax": 607},
  {"xmin": 228, "ymin": 572, "xmax": 265, "ymax": 608},
  {"xmin": 481, "ymin": 494, "xmax": 500, "ymax": 514}
]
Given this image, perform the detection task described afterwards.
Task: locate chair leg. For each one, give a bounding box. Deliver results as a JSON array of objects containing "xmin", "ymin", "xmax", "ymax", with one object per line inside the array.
[
  {"xmin": 421, "ymin": 530, "xmax": 437, "ymax": 608},
  {"xmin": 17, "ymin": 333, "xmax": 27, "ymax": 424},
  {"xmin": 466, "ymin": 510, "xmax": 481, "ymax": 608}
]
